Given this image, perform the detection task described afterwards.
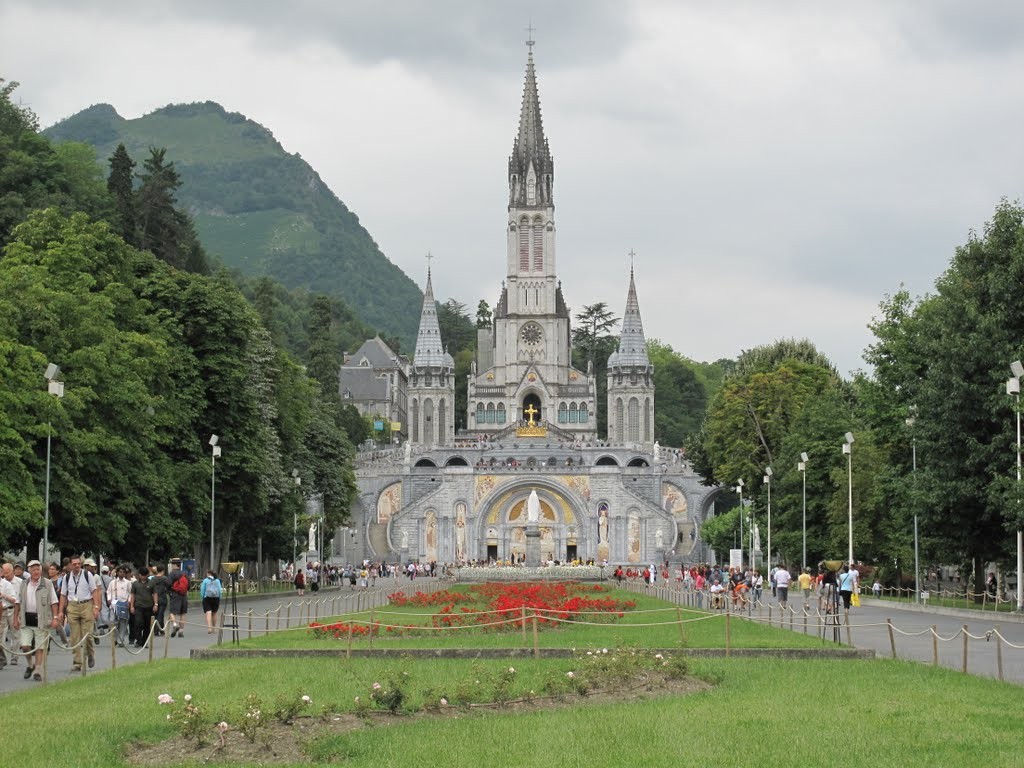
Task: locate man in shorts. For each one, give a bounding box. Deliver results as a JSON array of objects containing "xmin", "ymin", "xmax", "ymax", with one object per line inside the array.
[
  {"xmin": 166, "ymin": 559, "xmax": 189, "ymax": 638},
  {"xmin": 13, "ymin": 561, "xmax": 59, "ymax": 681}
]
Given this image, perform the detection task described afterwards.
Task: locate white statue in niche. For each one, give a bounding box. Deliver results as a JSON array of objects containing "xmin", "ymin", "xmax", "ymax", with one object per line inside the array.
[
  {"xmin": 308, "ymin": 520, "xmax": 317, "ymax": 552},
  {"xmin": 404, "ymin": 441, "xmax": 412, "ymax": 463},
  {"xmin": 653, "ymin": 441, "xmax": 661, "ymax": 461},
  {"xmin": 400, "ymin": 528, "xmax": 409, "ymax": 549},
  {"xmin": 527, "ymin": 490, "xmax": 540, "ymax": 524},
  {"xmin": 655, "ymin": 527, "xmax": 664, "ymax": 550}
]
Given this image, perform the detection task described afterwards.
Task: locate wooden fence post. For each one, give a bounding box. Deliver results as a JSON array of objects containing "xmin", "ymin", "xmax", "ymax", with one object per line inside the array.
[
  {"xmin": 725, "ymin": 601, "xmax": 731, "ymax": 657},
  {"xmin": 886, "ymin": 618, "xmax": 896, "ymax": 659},
  {"xmin": 368, "ymin": 607, "xmax": 375, "ymax": 650},
  {"xmin": 932, "ymin": 625, "xmax": 938, "ymax": 666},
  {"xmin": 995, "ymin": 629, "xmax": 1004, "ymax": 681},
  {"xmin": 676, "ymin": 606, "xmax": 686, "ymax": 646},
  {"xmin": 347, "ymin": 621, "xmax": 353, "ymax": 659},
  {"xmin": 532, "ymin": 614, "xmax": 539, "ymax": 658},
  {"xmin": 521, "ymin": 606, "xmax": 527, "ymax": 644},
  {"xmin": 961, "ymin": 624, "xmax": 968, "ymax": 674}
]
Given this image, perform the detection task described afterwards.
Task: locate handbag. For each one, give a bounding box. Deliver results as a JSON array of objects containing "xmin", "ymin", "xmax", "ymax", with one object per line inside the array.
[
  {"xmin": 851, "ymin": 592, "xmax": 861, "ymax": 607},
  {"xmin": 115, "ymin": 600, "xmax": 129, "ymax": 620}
]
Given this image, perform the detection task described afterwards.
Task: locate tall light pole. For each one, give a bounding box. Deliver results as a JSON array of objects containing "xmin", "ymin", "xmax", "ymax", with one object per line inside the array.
[
  {"xmin": 209, "ymin": 434, "xmax": 220, "ymax": 568},
  {"xmin": 735, "ymin": 478, "xmax": 744, "ymax": 567},
  {"xmin": 842, "ymin": 432, "xmax": 855, "ymax": 565},
  {"xmin": 43, "ymin": 363, "xmax": 64, "ymax": 562},
  {"xmin": 764, "ymin": 466, "xmax": 773, "ymax": 573},
  {"xmin": 798, "ymin": 452, "xmax": 808, "ymax": 571},
  {"xmin": 1009, "ymin": 360, "xmax": 1024, "ymax": 612},
  {"xmin": 291, "ymin": 469, "xmax": 301, "ymax": 567},
  {"xmin": 906, "ymin": 406, "xmax": 919, "ymax": 604}
]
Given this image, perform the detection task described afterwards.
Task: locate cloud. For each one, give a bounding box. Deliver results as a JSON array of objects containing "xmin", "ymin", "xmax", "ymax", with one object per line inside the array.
[{"xmin": 4, "ymin": 0, "xmax": 1024, "ymax": 376}]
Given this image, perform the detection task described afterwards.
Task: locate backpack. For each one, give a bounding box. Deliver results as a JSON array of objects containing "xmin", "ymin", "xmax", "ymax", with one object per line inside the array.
[
  {"xmin": 205, "ymin": 579, "xmax": 221, "ymax": 598},
  {"xmin": 171, "ymin": 574, "xmax": 189, "ymax": 595}
]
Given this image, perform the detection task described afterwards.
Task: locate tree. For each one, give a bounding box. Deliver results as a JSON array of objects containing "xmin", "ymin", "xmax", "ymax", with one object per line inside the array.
[
  {"xmin": 648, "ymin": 339, "xmax": 706, "ymax": 447},
  {"xmin": 863, "ymin": 200, "xmax": 1024, "ymax": 593},
  {"xmin": 305, "ymin": 294, "xmax": 337, "ymax": 394},
  {"xmin": 0, "ymin": 80, "xmax": 72, "ymax": 245},
  {"xmin": 571, "ymin": 302, "xmax": 619, "ymax": 436},
  {"xmin": 476, "ymin": 299, "xmax": 492, "ymax": 328},
  {"xmin": 106, "ymin": 143, "xmax": 136, "ymax": 244}
]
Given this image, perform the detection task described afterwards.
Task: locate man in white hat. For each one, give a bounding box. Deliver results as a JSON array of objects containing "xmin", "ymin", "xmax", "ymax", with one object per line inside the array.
[{"xmin": 13, "ymin": 561, "xmax": 58, "ymax": 681}]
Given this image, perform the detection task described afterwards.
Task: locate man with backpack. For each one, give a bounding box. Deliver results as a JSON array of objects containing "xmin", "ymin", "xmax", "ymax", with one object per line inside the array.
[{"xmin": 166, "ymin": 559, "xmax": 190, "ymax": 637}]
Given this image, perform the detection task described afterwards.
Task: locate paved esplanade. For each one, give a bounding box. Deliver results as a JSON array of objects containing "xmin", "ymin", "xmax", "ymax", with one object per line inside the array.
[{"xmin": 3, "ymin": 586, "xmax": 1022, "ymax": 695}]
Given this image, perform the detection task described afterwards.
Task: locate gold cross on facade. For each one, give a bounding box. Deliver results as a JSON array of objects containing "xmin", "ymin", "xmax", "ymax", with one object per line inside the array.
[{"xmin": 524, "ymin": 403, "xmax": 539, "ymax": 425}]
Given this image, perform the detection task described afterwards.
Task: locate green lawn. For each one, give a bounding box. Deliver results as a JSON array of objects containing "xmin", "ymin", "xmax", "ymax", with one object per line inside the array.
[
  {"xmin": 0, "ymin": 655, "xmax": 1018, "ymax": 767},
  {"xmin": 1, "ymin": 586, "xmax": 1019, "ymax": 767},
  {"xmin": 236, "ymin": 586, "xmax": 825, "ymax": 651}
]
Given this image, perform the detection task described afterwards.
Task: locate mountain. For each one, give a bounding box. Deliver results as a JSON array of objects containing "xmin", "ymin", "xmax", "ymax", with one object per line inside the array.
[{"xmin": 43, "ymin": 101, "xmax": 421, "ymax": 349}]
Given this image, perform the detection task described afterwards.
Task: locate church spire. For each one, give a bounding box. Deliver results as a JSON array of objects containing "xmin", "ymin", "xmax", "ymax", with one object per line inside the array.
[
  {"xmin": 610, "ymin": 258, "xmax": 650, "ymax": 368},
  {"xmin": 509, "ymin": 41, "xmax": 554, "ymax": 207},
  {"xmin": 413, "ymin": 257, "xmax": 454, "ymax": 367}
]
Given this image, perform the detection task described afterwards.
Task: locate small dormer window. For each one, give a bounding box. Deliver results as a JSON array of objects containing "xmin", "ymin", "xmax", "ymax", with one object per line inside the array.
[{"xmin": 526, "ymin": 168, "xmax": 537, "ymax": 205}]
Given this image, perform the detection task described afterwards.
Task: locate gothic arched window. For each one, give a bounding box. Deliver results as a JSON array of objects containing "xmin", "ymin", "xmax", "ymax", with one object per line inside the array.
[
  {"xmin": 558, "ymin": 402, "xmax": 568, "ymax": 423},
  {"xmin": 628, "ymin": 398, "xmax": 640, "ymax": 442},
  {"xmin": 579, "ymin": 403, "xmax": 589, "ymax": 423},
  {"xmin": 615, "ymin": 398, "xmax": 624, "ymax": 442},
  {"xmin": 519, "ymin": 216, "xmax": 530, "ymax": 271},
  {"xmin": 569, "ymin": 401, "xmax": 578, "ymax": 423},
  {"xmin": 486, "ymin": 402, "xmax": 495, "ymax": 424},
  {"xmin": 411, "ymin": 399, "xmax": 420, "ymax": 443},
  {"xmin": 532, "ymin": 216, "xmax": 543, "ymax": 272},
  {"xmin": 644, "ymin": 398, "xmax": 652, "ymax": 442},
  {"xmin": 497, "ymin": 403, "xmax": 506, "ymax": 424}
]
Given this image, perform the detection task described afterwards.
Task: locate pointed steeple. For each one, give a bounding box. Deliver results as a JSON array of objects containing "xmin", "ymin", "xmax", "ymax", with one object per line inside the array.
[
  {"xmin": 509, "ymin": 43, "xmax": 554, "ymax": 207},
  {"xmin": 413, "ymin": 261, "xmax": 454, "ymax": 368},
  {"xmin": 609, "ymin": 263, "xmax": 650, "ymax": 368}
]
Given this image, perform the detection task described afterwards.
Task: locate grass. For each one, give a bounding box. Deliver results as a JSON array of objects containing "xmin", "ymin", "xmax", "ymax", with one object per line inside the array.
[
  {"xmin": 0, "ymin": 655, "xmax": 1019, "ymax": 767},
  {"xmin": 235, "ymin": 586, "xmax": 825, "ymax": 651},
  {"xmin": 1, "ymin": 585, "xmax": 1020, "ymax": 766}
]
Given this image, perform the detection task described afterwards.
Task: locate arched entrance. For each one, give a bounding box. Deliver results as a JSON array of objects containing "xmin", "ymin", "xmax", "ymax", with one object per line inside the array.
[
  {"xmin": 522, "ymin": 393, "xmax": 542, "ymax": 424},
  {"xmin": 476, "ymin": 480, "xmax": 587, "ymax": 564}
]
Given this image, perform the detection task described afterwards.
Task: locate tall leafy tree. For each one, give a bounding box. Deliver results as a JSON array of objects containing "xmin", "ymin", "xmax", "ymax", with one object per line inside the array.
[
  {"xmin": 571, "ymin": 302, "xmax": 619, "ymax": 436},
  {"xmin": 864, "ymin": 200, "xmax": 1024, "ymax": 592},
  {"xmin": 648, "ymin": 339, "xmax": 707, "ymax": 447}
]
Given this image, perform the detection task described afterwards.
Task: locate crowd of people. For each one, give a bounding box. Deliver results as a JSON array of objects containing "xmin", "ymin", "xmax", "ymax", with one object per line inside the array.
[
  {"xmin": 611, "ymin": 561, "xmax": 863, "ymax": 613},
  {"xmin": 0, "ymin": 555, "xmax": 223, "ymax": 682}
]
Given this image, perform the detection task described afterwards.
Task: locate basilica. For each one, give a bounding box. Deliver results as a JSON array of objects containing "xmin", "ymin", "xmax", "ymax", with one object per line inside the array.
[{"xmin": 342, "ymin": 45, "xmax": 722, "ymax": 567}]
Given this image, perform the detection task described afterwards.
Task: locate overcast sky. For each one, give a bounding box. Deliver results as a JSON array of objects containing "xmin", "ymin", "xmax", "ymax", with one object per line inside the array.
[{"xmin": 5, "ymin": 1, "xmax": 1024, "ymax": 375}]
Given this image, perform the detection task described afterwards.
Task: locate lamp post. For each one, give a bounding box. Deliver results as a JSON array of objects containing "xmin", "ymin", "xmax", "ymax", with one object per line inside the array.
[
  {"xmin": 735, "ymin": 478, "xmax": 744, "ymax": 567},
  {"xmin": 842, "ymin": 432, "xmax": 855, "ymax": 565},
  {"xmin": 43, "ymin": 363, "xmax": 64, "ymax": 562},
  {"xmin": 1009, "ymin": 360, "xmax": 1024, "ymax": 612},
  {"xmin": 764, "ymin": 466, "xmax": 773, "ymax": 573},
  {"xmin": 906, "ymin": 406, "xmax": 919, "ymax": 604},
  {"xmin": 291, "ymin": 469, "xmax": 301, "ymax": 567},
  {"xmin": 798, "ymin": 452, "xmax": 808, "ymax": 571},
  {"xmin": 209, "ymin": 435, "xmax": 220, "ymax": 569}
]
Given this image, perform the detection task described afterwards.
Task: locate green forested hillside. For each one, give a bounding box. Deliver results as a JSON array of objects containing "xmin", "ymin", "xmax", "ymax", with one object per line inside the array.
[{"xmin": 44, "ymin": 101, "xmax": 421, "ymax": 348}]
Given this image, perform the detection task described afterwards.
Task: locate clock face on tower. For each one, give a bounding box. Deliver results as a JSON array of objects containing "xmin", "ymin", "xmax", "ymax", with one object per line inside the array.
[{"xmin": 520, "ymin": 322, "xmax": 543, "ymax": 346}]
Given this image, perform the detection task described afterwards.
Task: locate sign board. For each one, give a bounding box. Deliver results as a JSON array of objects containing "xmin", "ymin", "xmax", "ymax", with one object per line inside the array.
[
  {"xmin": 391, "ymin": 421, "xmax": 402, "ymax": 432},
  {"xmin": 729, "ymin": 549, "xmax": 743, "ymax": 569},
  {"xmin": 373, "ymin": 419, "xmax": 384, "ymax": 432}
]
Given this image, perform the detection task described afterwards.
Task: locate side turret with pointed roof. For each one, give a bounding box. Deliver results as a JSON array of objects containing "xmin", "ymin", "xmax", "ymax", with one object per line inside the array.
[
  {"xmin": 408, "ymin": 261, "xmax": 455, "ymax": 446},
  {"xmin": 607, "ymin": 262, "xmax": 655, "ymax": 445}
]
